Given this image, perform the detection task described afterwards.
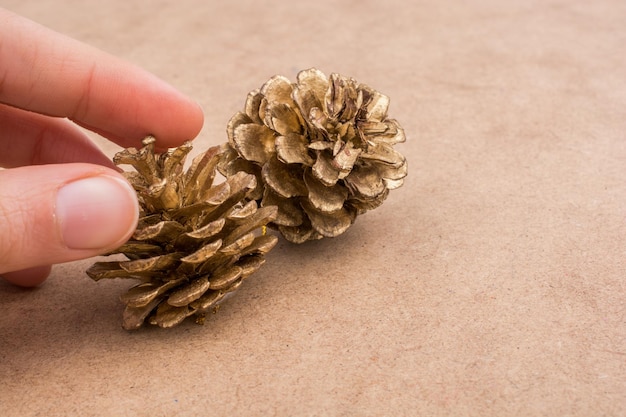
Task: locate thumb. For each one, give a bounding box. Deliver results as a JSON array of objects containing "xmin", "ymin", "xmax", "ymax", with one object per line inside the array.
[{"xmin": 0, "ymin": 163, "xmax": 138, "ymax": 279}]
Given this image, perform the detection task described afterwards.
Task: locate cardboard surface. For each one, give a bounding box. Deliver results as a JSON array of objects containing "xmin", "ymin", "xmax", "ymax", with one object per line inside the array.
[{"xmin": 1, "ymin": 1, "xmax": 625, "ymax": 415}]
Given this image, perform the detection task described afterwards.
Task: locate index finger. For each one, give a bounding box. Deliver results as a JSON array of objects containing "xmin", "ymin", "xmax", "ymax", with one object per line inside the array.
[{"xmin": 0, "ymin": 8, "xmax": 204, "ymax": 149}]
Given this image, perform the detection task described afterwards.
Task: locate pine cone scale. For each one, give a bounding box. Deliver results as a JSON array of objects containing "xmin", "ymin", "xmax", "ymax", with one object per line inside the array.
[
  {"xmin": 240, "ymin": 234, "xmax": 278, "ymax": 256},
  {"xmin": 87, "ymin": 262, "xmax": 132, "ymax": 281},
  {"xmin": 224, "ymin": 205, "xmax": 278, "ymax": 243},
  {"xmin": 123, "ymin": 298, "xmax": 162, "ymax": 330},
  {"xmin": 301, "ymin": 202, "xmax": 355, "ymax": 238},
  {"xmin": 121, "ymin": 281, "xmax": 169, "ymax": 308},
  {"xmin": 232, "ymin": 123, "xmax": 276, "ymax": 164},
  {"xmin": 275, "ymin": 134, "xmax": 313, "ymax": 165},
  {"xmin": 303, "ymin": 170, "xmax": 348, "ymax": 212},
  {"xmin": 277, "ymin": 224, "xmax": 317, "ymax": 244},
  {"xmin": 134, "ymin": 221, "xmax": 185, "ymax": 242},
  {"xmin": 180, "ymin": 240, "xmax": 222, "ymax": 265},
  {"xmin": 262, "ymin": 156, "xmax": 308, "ymax": 198},
  {"xmin": 244, "ymin": 91, "xmax": 264, "ymax": 124},
  {"xmin": 261, "ymin": 189, "xmax": 304, "ymax": 226},
  {"xmin": 175, "ymin": 218, "xmax": 225, "ymax": 247},
  {"xmin": 166, "ymin": 276, "xmax": 211, "ymax": 307},
  {"xmin": 219, "ymin": 233, "xmax": 255, "ymax": 256},
  {"xmin": 346, "ymin": 164, "xmax": 388, "ymax": 197},
  {"xmin": 208, "ymin": 266, "xmax": 242, "ymax": 290},
  {"xmin": 152, "ymin": 303, "xmax": 190, "ymax": 328},
  {"xmin": 259, "ymin": 75, "xmax": 294, "ymax": 107},
  {"xmin": 189, "ymin": 290, "xmax": 224, "ymax": 312},
  {"xmin": 181, "ymin": 146, "xmax": 221, "ymax": 205}
]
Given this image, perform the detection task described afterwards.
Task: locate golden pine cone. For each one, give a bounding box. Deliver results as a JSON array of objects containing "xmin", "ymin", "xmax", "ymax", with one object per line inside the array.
[
  {"xmin": 218, "ymin": 68, "xmax": 407, "ymax": 243},
  {"xmin": 87, "ymin": 137, "xmax": 278, "ymax": 330}
]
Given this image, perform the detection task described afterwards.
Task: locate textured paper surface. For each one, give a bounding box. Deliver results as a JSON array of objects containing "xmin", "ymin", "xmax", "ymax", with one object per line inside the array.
[{"xmin": 1, "ymin": 1, "xmax": 625, "ymax": 416}]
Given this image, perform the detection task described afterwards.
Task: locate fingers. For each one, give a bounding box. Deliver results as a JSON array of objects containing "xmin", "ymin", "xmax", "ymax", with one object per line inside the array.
[
  {"xmin": 0, "ymin": 103, "xmax": 115, "ymax": 168},
  {"xmin": 2, "ymin": 266, "xmax": 52, "ymax": 287},
  {"xmin": 0, "ymin": 164, "xmax": 139, "ymax": 277},
  {"xmin": 0, "ymin": 8, "xmax": 204, "ymax": 150}
]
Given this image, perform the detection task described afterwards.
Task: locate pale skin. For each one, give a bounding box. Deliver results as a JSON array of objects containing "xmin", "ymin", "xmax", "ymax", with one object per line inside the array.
[{"xmin": 0, "ymin": 9, "xmax": 204, "ymax": 286}]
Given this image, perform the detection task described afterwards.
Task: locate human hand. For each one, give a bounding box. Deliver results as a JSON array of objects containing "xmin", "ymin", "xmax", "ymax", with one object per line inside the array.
[{"xmin": 0, "ymin": 8, "xmax": 204, "ymax": 286}]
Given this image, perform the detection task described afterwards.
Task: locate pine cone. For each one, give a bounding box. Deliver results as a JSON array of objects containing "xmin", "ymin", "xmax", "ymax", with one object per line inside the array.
[
  {"xmin": 87, "ymin": 137, "xmax": 278, "ymax": 330},
  {"xmin": 218, "ymin": 68, "xmax": 407, "ymax": 243}
]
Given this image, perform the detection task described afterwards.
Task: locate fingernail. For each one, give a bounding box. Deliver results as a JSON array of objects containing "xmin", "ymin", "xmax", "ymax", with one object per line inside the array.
[{"xmin": 56, "ymin": 176, "xmax": 139, "ymax": 250}]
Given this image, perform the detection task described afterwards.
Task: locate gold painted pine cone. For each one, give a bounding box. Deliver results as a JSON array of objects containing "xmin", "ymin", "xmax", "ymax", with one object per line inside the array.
[
  {"xmin": 86, "ymin": 137, "xmax": 278, "ymax": 330},
  {"xmin": 218, "ymin": 68, "xmax": 407, "ymax": 243}
]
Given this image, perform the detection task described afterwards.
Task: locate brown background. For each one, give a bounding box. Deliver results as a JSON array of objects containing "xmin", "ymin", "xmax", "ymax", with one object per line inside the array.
[{"xmin": 1, "ymin": 0, "xmax": 625, "ymax": 416}]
